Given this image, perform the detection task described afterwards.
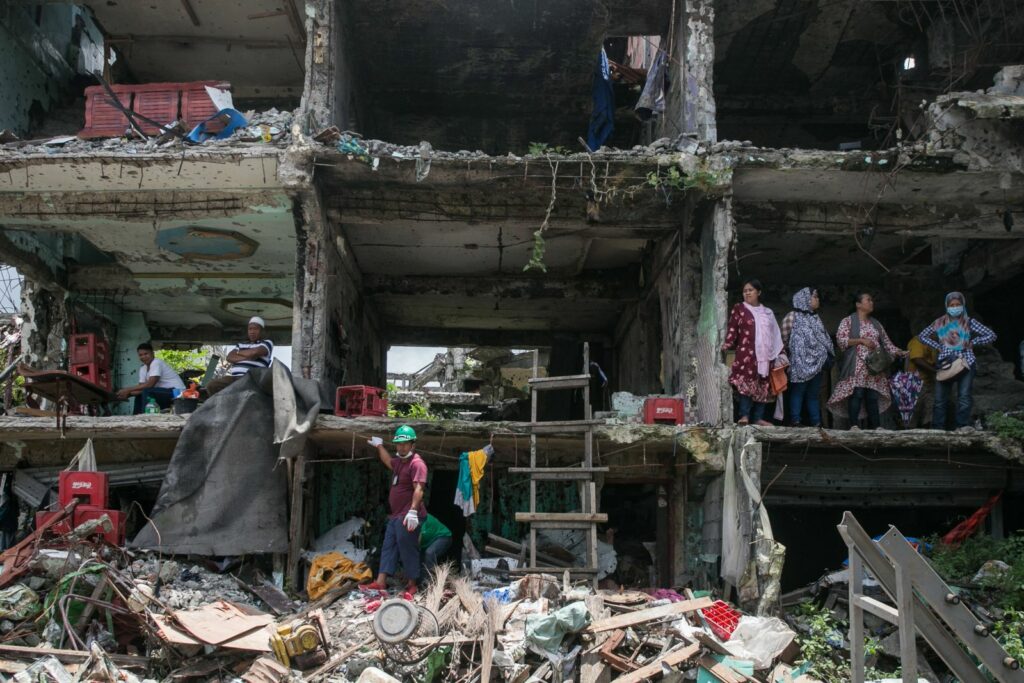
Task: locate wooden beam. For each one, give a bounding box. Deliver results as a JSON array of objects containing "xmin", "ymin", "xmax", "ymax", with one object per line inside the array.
[
  {"xmin": 614, "ymin": 643, "xmax": 701, "ymax": 683},
  {"xmin": 587, "ymin": 597, "xmax": 712, "ymax": 633}
]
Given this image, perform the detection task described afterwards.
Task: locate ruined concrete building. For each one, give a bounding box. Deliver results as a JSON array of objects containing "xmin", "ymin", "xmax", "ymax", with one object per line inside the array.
[{"xmin": 1, "ymin": 0, "xmax": 1023, "ymax": 601}]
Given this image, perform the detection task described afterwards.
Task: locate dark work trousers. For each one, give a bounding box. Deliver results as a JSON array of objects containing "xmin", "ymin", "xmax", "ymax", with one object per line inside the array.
[
  {"xmin": 133, "ymin": 387, "xmax": 175, "ymax": 414},
  {"xmin": 380, "ymin": 516, "xmax": 422, "ymax": 582},
  {"xmin": 422, "ymin": 535, "xmax": 452, "ymax": 574}
]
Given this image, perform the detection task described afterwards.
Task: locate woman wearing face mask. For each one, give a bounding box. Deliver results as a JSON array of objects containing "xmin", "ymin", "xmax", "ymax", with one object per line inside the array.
[
  {"xmin": 722, "ymin": 278, "xmax": 785, "ymax": 425},
  {"xmin": 917, "ymin": 292, "xmax": 997, "ymax": 432}
]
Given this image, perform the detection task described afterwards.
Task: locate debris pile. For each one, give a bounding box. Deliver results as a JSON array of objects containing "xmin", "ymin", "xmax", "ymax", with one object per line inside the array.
[{"xmin": 0, "ymin": 503, "xmax": 811, "ymax": 683}]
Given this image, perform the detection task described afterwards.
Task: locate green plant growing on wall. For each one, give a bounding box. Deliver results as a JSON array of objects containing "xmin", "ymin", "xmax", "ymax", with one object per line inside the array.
[
  {"xmin": 528, "ymin": 142, "xmax": 571, "ymax": 156},
  {"xmin": 986, "ymin": 412, "xmax": 1024, "ymax": 445}
]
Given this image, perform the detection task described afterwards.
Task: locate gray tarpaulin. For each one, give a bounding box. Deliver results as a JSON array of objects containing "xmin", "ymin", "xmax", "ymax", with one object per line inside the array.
[{"xmin": 130, "ymin": 363, "xmax": 321, "ymax": 555}]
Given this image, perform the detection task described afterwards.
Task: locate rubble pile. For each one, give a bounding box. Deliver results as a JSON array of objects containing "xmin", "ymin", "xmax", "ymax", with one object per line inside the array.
[{"xmin": 0, "ymin": 505, "xmax": 813, "ymax": 683}]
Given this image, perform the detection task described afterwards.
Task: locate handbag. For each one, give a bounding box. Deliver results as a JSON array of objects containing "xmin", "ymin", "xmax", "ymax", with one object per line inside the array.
[
  {"xmin": 936, "ymin": 356, "xmax": 968, "ymax": 382},
  {"xmin": 865, "ymin": 345, "xmax": 892, "ymax": 375},
  {"xmin": 769, "ymin": 365, "xmax": 788, "ymax": 395}
]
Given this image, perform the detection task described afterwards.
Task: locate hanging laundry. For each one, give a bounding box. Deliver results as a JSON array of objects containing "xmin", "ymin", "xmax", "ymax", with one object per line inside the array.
[
  {"xmin": 635, "ymin": 50, "xmax": 667, "ymax": 121},
  {"xmin": 454, "ymin": 444, "xmax": 493, "ymax": 516},
  {"xmin": 586, "ymin": 48, "xmax": 615, "ymax": 151}
]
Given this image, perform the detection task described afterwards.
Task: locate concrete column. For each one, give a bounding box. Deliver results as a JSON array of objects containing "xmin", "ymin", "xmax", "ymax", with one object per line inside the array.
[
  {"xmin": 19, "ymin": 279, "xmax": 68, "ymax": 368},
  {"xmin": 111, "ymin": 312, "xmax": 150, "ymax": 415},
  {"xmin": 696, "ymin": 198, "xmax": 734, "ymax": 425},
  {"xmin": 661, "ymin": 0, "xmax": 717, "ymax": 142},
  {"xmin": 292, "ymin": 188, "xmax": 384, "ymax": 389}
]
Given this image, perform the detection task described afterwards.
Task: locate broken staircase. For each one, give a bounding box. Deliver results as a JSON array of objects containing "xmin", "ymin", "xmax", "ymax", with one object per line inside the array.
[{"xmin": 510, "ymin": 343, "xmax": 608, "ymax": 585}]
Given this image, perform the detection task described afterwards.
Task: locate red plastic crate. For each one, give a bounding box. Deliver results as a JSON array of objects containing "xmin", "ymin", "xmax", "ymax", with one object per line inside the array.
[
  {"xmin": 181, "ymin": 81, "xmax": 232, "ymax": 132},
  {"xmin": 69, "ymin": 333, "xmax": 109, "ymax": 366},
  {"xmin": 701, "ymin": 600, "xmax": 741, "ymax": 641},
  {"xmin": 132, "ymin": 87, "xmax": 180, "ymax": 134},
  {"xmin": 70, "ymin": 362, "xmax": 111, "ymax": 390},
  {"xmin": 58, "ymin": 471, "xmax": 109, "ymax": 509},
  {"xmin": 643, "ymin": 397, "xmax": 685, "ymax": 425},
  {"xmin": 80, "ymin": 85, "xmax": 133, "ymax": 138},
  {"xmin": 335, "ymin": 385, "xmax": 388, "ymax": 417}
]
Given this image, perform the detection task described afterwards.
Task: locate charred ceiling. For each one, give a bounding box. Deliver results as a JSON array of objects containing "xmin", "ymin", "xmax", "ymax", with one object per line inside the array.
[{"xmin": 714, "ymin": 0, "xmax": 1024, "ymax": 149}]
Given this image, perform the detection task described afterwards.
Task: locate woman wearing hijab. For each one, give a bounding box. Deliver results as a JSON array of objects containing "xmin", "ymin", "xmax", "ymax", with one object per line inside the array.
[
  {"xmin": 781, "ymin": 287, "xmax": 834, "ymax": 427},
  {"xmin": 722, "ymin": 278, "xmax": 785, "ymax": 425},
  {"xmin": 827, "ymin": 292, "xmax": 906, "ymax": 429},
  {"xmin": 917, "ymin": 292, "xmax": 997, "ymax": 432}
]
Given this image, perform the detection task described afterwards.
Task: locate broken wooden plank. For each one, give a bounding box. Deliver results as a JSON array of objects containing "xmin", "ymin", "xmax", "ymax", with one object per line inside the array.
[
  {"xmin": 307, "ymin": 636, "xmax": 375, "ymax": 679},
  {"xmin": 613, "ymin": 643, "xmax": 700, "ymax": 683},
  {"xmin": 0, "ymin": 644, "xmax": 149, "ymax": 668},
  {"xmin": 587, "ymin": 597, "xmax": 713, "ymax": 633}
]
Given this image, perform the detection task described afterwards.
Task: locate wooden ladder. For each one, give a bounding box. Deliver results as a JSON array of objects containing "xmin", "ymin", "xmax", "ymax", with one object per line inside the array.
[{"xmin": 511, "ymin": 343, "xmax": 608, "ymax": 585}]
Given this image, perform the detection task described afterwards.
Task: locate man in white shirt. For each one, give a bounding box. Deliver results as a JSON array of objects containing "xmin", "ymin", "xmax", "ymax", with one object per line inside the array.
[
  {"xmin": 116, "ymin": 342, "xmax": 186, "ymax": 414},
  {"xmin": 204, "ymin": 316, "xmax": 274, "ymax": 397}
]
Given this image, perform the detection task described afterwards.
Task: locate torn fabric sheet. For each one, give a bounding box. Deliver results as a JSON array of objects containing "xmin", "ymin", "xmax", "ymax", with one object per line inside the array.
[{"xmin": 130, "ymin": 365, "xmax": 319, "ymax": 555}]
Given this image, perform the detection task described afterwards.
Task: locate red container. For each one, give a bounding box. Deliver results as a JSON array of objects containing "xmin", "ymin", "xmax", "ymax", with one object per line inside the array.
[
  {"xmin": 70, "ymin": 362, "xmax": 111, "ymax": 390},
  {"xmin": 181, "ymin": 81, "xmax": 232, "ymax": 131},
  {"xmin": 69, "ymin": 334, "xmax": 109, "ymax": 366},
  {"xmin": 58, "ymin": 471, "xmax": 109, "ymax": 508},
  {"xmin": 132, "ymin": 86, "xmax": 180, "ymax": 134},
  {"xmin": 643, "ymin": 397, "xmax": 685, "ymax": 425},
  {"xmin": 701, "ymin": 600, "xmax": 741, "ymax": 641},
  {"xmin": 80, "ymin": 85, "xmax": 132, "ymax": 138},
  {"xmin": 335, "ymin": 385, "xmax": 388, "ymax": 417}
]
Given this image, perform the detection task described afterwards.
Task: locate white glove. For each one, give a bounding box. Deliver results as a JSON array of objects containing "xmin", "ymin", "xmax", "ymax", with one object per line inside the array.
[
  {"xmin": 368, "ymin": 436, "xmax": 383, "ymax": 447},
  {"xmin": 403, "ymin": 509, "xmax": 420, "ymax": 531}
]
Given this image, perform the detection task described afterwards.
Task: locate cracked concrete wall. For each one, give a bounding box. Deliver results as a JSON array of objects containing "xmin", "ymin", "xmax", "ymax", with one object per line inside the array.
[
  {"xmin": 293, "ymin": 186, "xmax": 383, "ymax": 389},
  {"xmin": 19, "ymin": 279, "xmax": 68, "ymax": 367},
  {"xmin": 661, "ymin": 0, "xmax": 717, "ymax": 142}
]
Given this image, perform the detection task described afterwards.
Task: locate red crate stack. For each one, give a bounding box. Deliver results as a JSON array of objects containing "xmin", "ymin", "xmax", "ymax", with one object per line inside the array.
[
  {"xmin": 70, "ymin": 333, "xmax": 109, "ymax": 365},
  {"xmin": 132, "ymin": 85, "xmax": 180, "ymax": 135},
  {"xmin": 335, "ymin": 385, "xmax": 388, "ymax": 417},
  {"xmin": 69, "ymin": 333, "xmax": 112, "ymax": 390}
]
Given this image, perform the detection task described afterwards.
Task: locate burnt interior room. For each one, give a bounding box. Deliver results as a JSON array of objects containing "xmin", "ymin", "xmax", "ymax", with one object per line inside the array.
[
  {"xmin": 337, "ymin": 0, "xmax": 673, "ymax": 153},
  {"xmin": 714, "ymin": 0, "xmax": 1024, "ymax": 149}
]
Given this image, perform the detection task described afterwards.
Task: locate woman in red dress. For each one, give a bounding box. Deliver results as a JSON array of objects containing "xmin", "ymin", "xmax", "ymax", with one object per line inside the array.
[{"xmin": 722, "ymin": 279, "xmax": 785, "ymax": 425}]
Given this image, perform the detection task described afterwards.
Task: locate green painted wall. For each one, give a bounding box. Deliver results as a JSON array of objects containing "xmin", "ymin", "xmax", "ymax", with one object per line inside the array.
[{"xmin": 0, "ymin": 6, "xmax": 103, "ymax": 136}]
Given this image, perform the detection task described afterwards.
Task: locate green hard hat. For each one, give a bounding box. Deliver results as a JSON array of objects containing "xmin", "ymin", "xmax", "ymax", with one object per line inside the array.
[{"xmin": 393, "ymin": 425, "xmax": 417, "ymax": 443}]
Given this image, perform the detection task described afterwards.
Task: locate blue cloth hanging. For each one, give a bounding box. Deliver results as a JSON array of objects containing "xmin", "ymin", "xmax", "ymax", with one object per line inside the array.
[{"xmin": 586, "ymin": 48, "xmax": 615, "ymax": 151}]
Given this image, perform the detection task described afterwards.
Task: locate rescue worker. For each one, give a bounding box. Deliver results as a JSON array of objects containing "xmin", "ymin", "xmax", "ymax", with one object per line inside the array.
[
  {"xmin": 362, "ymin": 425, "xmax": 427, "ymax": 597},
  {"xmin": 420, "ymin": 514, "xmax": 452, "ymax": 573}
]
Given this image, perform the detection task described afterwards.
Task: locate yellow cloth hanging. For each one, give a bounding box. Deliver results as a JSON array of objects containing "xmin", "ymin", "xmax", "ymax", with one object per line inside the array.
[{"xmin": 468, "ymin": 447, "xmax": 488, "ymax": 506}]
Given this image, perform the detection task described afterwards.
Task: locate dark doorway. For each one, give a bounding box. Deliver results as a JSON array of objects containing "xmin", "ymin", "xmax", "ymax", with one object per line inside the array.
[{"xmin": 427, "ymin": 470, "xmax": 466, "ymax": 571}]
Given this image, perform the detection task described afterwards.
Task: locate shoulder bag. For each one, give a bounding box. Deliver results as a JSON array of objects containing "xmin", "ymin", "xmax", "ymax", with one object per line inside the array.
[
  {"xmin": 864, "ymin": 318, "xmax": 892, "ymax": 375},
  {"xmin": 936, "ymin": 356, "xmax": 968, "ymax": 382}
]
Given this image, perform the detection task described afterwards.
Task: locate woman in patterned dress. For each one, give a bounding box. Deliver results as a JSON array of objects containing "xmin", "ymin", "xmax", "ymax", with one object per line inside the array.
[
  {"xmin": 722, "ymin": 279, "xmax": 785, "ymax": 425},
  {"xmin": 827, "ymin": 292, "xmax": 907, "ymax": 429}
]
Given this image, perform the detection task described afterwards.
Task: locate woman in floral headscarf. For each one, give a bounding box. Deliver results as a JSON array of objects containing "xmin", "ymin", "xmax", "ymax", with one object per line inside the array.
[
  {"xmin": 781, "ymin": 287, "xmax": 834, "ymax": 427},
  {"xmin": 722, "ymin": 278, "xmax": 786, "ymax": 425},
  {"xmin": 917, "ymin": 291, "xmax": 997, "ymax": 432}
]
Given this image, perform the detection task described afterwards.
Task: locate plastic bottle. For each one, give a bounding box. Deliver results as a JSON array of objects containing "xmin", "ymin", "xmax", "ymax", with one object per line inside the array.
[{"xmin": 144, "ymin": 398, "xmax": 160, "ymax": 415}]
